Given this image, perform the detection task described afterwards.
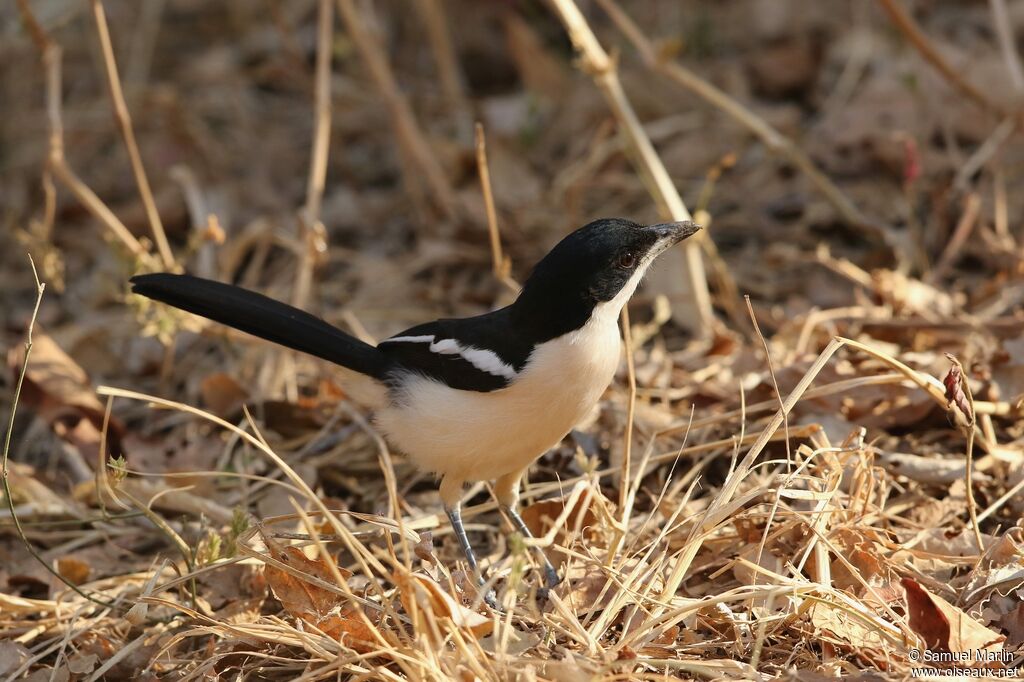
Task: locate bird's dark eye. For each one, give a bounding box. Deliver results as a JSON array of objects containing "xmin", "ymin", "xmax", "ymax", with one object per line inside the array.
[{"xmin": 617, "ymin": 251, "xmax": 637, "ymax": 269}]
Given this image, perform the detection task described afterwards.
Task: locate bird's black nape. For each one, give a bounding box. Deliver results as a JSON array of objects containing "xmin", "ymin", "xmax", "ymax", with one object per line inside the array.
[
  {"xmin": 131, "ymin": 273, "xmax": 392, "ymax": 379},
  {"xmin": 511, "ymin": 218, "xmax": 700, "ymax": 340}
]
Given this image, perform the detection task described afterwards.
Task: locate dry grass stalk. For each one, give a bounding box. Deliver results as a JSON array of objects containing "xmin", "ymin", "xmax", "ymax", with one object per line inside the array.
[
  {"xmin": 943, "ymin": 355, "xmax": 984, "ymax": 552},
  {"xmin": 3, "ymin": 258, "xmax": 119, "ymax": 610},
  {"xmin": 304, "ymin": 0, "xmax": 335, "ymax": 230},
  {"xmin": 597, "ymin": 0, "xmax": 886, "ymax": 239},
  {"xmin": 547, "ymin": 0, "xmax": 715, "ymax": 338},
  {"xmin": 473, "ymin": 123, "xmax": 517, "ymax": 291},
  {"xmin": 337, "ymin": 0, "xmax": 457, "ymax": 220},
  {"xmin": 15, "ymin": 0, "xmax": 158, "ymax": 269},
  {"xmin": 91, "ymin": 0, "xmax": 175, "ymax": 270},
  {"xmin": 990, "ymin": 0, "xmax": 1024, "ymax": 91},
  {"xmin": 931, "ymin": 192, "xmax": 982, "ymax": 281},
  {"xmin": 878, "ymin": 0, "xmax": 1016, "ymax": 119}
]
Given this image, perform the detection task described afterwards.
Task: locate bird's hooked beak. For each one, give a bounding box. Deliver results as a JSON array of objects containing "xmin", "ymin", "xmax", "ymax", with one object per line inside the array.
[
  {"xmin": 646, "ymin": 220, "xmax": 702, "ymax": 245},
  {"xmin": 644, "ymin": 220, "xmax": 702, "ymax": 259}
]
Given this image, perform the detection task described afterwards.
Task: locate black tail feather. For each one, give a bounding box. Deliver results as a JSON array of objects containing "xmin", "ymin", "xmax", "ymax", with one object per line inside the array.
[{"xmin": 131, "ymin": 273, "xmax": 392, "ymax": 380}]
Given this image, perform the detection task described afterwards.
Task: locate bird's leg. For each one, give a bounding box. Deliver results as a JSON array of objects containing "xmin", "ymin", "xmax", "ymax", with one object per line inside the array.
[
  {"xmin": 494, "ymin": 471, "xmax": 561, "ymax": 593},
  {"xmin": 440, "ymin": 477, "xmax": 497, "ymax": 609}
]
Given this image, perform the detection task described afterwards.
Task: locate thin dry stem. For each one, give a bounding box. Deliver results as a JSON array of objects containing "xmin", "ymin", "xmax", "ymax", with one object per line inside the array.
[
  {"xmin": 2, "ymin": 257, "xmax": 118, "ymax": 610},
  {"xmin": 878, "ymin": 0, "xmax": 1014, "ymax": 119},
  {"xmin": 474, "ymin": 123, "xmax": 517, "ymax": 291},
  {"xmin": 745, "ymin": 296, "xmax": 791, "ymax": 465},
  {"xmin": 413, "ymin": 0, "xmax": 470, "ymax": 135},
  {"xmin": 91, "ymin": 0, "xmax": 175, "ymax": 269},
  {"xmin": 304, "ymin": 0, "xmax": 334, "ymax": 228},
  {"xmin": 547, "ymin": 0, "xmax": 714, "ymax": 338},
  {"xmin": 945, "ymin": 355, "xmax": 985, "ymax": 551},
  {"xmin": 15, "ymin": 0, "xmax": 157, "ymax": 268},
  {"xmin": 337, "ymin": 0, "xmax": 457, "ymax": 220},
  {"xmin": 598, "ymin": 0, "xmax": 887, "ymax": 239},
  {"xmin": 931, "ymin": 192, "xmax": 981, "ymax": 281},
  {"xmin": 607, "ymin": 304, "xmax": 638, "ymax": 563}
]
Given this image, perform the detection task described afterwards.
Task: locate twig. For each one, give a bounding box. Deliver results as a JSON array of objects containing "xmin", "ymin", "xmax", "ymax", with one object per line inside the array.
[
  {"xmin": 474, "ymin": 123, "xmax": 517, "ymax": 291},
  {"xmin": 91, "ymin": 0, "xmax": 175, "ymax": 269},
  {"xmin": 608, "ymin": 304, "xmax": 638, "ymax": 564},
  {"xmin": 597, "ymin": 0, "xmax": 887, "ymax": 239},
  {"xmin": 953, "ymin": 117, "xmax": 1016, "ymax": 190},
  {"xmin": 337, "ymin": 0, "xmax": 457, "ymax": 219},
  {"xmin": 943, "ymin": 355, "xmax": 984, "ymax": 551},
  {"xmin": 989, "ymin": 0, "xmax": 1024, "ymax": 93},
  {"xmin": 15, "ymin": 0, "xmax": 158, "ymax": 268},
  {"xmin": 745, "ymin": 296, "xmax": 790, "ymax": 466},
  {"xmin": 291, "ymin": 0, "xmax": 334, "ymax": 313},
  {"xmin": 547, "ymin": 0, "xmax": 714, "ymax": 338},
  {"xmin": 2, "ymin": 256, "xmax": 119, "ymax": 610},
  {"xmin": 878, "ymin": 0, "xmax": 1013, "ymax": 118},
  {"xmin": 304, "ymin": 0, "xmax": 334, "ymax": 229},
  {"xmin": 930, "ymin": 192, "xmax": 981, "ymax": 281}
]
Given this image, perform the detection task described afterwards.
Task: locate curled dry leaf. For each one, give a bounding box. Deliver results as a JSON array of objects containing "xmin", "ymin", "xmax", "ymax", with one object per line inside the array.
[
  {"xmin": 11, "ymin": 331, "xmax": 124, "ymax": 453},
  {"xmin": 393, "ymin": 569, "xmax": 493, "ymax": 638},
  {"xmin": 902, "ymin": 578, "xmax": 1005, "ymax": 660},
  {"xmin": 942, "ymin": 356, "xmax": 972, "ymax": 422},
  {"xmin": 520, "ymin": 489, "xmax": 608, "ymax": 569},
  {"xmin": 259, "ymin": 528, "xmax": 379, "ymax": 652}
]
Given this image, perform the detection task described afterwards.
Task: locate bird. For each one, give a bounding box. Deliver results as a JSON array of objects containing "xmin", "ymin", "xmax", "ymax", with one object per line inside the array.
[{"xmin": 130, "ymin": 217, "xmax": 700, "ymax": 604}]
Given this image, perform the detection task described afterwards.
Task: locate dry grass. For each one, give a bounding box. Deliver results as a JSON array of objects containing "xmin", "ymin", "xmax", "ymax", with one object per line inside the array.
[{"xmin": 3, "ymin": 2, "xmax": 1024, "ymax": 680}]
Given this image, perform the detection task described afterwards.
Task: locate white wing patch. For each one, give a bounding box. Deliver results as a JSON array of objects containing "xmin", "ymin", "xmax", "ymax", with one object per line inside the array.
[
  {"xmin": 455, "ymin": 346, "xmax": 517, "ymax": 379},
  {"xmin": 381, "ymin": 334, "xmax": 518, "ymax": 380},
  {"xmin": 384, "ymin": 335, "xmax": 434, "ymax": 344}
]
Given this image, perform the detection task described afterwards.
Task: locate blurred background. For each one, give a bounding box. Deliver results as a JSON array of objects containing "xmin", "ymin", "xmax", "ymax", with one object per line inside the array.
[{"xmin": 6, "ymin": 1, "xmax": 1023, "ymax": 346}]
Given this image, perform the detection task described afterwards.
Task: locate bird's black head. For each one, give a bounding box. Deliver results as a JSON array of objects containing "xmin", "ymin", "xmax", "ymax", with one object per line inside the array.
[{"xmin": 513, "ymin": 218, "xmax": 701, "ymax": 339}]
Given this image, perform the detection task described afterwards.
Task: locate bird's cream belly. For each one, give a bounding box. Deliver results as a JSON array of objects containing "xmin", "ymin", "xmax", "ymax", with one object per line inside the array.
[{"xmin": 375, "ymin": 318, "xmax": 622, "ymax": 484}]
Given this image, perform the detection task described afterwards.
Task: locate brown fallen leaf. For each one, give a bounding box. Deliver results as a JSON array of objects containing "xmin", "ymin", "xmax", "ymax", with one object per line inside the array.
[
  {"xmin": 200, "ymin": 372, "xmax": 249, "ymax": 416},
  {"xmin": 259, "ymin": 528, "xmax": 379, "ymax": 652},
  {"xmin": 902, "ymin": 578, "xmax": 1005, "ymax": 660},
  {"xmin": 394, "ymin": 569, "xmax": 493, "ymax": 638},
  {"xmin": 11, "ymin": 330, "xmax": 124, "ymax": 453},
  {"xmin": 56, "ymin": 557, "xmax": 90, "ymax": 586}
]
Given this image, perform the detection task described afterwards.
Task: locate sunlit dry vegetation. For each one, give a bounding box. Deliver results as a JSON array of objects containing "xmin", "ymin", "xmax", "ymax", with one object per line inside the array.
[{"xmin": 2, "ymin": 1, "xmax": 1024, "ymax": 679}]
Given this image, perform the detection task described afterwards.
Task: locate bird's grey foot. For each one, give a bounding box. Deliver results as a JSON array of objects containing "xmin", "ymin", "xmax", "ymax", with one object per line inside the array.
[
  {"xmin": 501, "ymin": 504, "xmax": 562, "ymax": 594},
  {"xmin": 445, "ymin": 503, "xmax": 500, "ymax": 609}
]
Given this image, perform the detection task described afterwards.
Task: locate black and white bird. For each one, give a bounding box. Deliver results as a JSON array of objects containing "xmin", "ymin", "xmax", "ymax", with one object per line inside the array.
[{"xmin": 130, "ymin": 217, "xmax": 700, "ymax": 601}]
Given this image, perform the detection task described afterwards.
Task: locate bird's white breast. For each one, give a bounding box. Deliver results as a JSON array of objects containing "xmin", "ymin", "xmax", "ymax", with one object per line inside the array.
[{"xmin": 375, "ymin": 309, "xmax": 623, "ymax": 484}]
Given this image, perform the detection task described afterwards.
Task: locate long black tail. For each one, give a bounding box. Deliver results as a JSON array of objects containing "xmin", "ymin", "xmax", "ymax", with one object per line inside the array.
[{"xmin": 131, "ymin": 273, "xmax": 393, "ymax": 380}]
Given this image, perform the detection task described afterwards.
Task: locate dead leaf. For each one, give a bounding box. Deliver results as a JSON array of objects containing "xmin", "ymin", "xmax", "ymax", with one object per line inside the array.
[
  {"xmin": 56, "ymin": 557, "xmax": 90, "ymax": 585},
  {"xmin": 902, "ymin": 578, "xmax": 1005, "ymax": 658},
  {"xmin": 259, "ymin": 528, "xmax": 378, "ymax": 651},
  {"xmin": 11, "ymin": 330, "xmax": 124, "ymax": 451},
  {"xmin": 810, "ymin": 602, "xmax": 890, "ymax": 651},
  {"xmin": 0, "ymin": 641, "xmax": 30, "ymax": 677},
  {"xmin": 394, "ymin": 570, "xmax": 493, "ymax": 638},
  {"xmin": 200, "ymin": 372, "xmax": 248, "ymax": 416},
  {"xmin": 66, "ymin": 653, "xmax": 98, "ymax": 675}
]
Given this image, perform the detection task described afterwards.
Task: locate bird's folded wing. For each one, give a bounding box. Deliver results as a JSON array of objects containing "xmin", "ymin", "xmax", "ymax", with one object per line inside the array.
[{"xmin": 377, "ymin": 314, "xmax": 529, "ymax": 392}]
